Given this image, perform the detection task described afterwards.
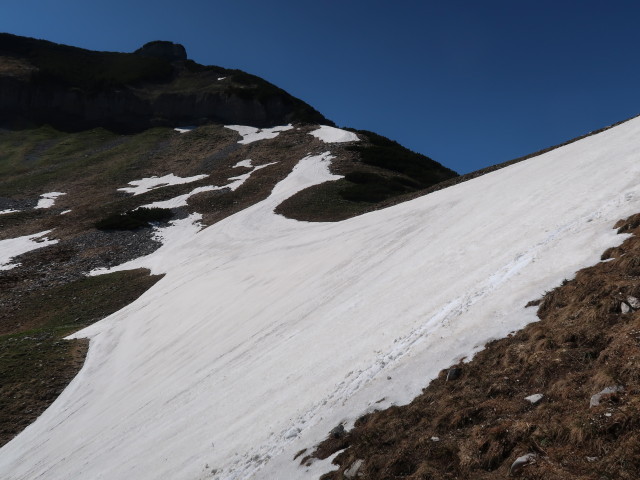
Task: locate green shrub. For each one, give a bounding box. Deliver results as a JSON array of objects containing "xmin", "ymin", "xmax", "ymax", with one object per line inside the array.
[
  {"xmin": 346, "ymin": 130, "xmax": 458, "ymax": 187},
  {"xmin": 95, "ymin": 207, "xmax": 172, "ymax": 230},
  {"xmin": 341, "ymin": 171, "xmax": 414, "ymax": 203}
]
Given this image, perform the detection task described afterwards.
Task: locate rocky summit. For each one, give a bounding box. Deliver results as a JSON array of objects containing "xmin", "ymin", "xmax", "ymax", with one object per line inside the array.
[{"xmin": 0, "ymin": 33, "xmax": 329, "ymax": 132}]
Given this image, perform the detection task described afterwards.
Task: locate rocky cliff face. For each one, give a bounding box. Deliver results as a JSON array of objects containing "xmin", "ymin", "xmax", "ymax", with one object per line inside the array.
[{"xmin": 0, "ymin": 33, "xmax": 330, "ymax": 132}]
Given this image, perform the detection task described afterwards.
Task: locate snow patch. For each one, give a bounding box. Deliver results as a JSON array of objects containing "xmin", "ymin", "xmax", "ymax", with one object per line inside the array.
[
  {"xmin": 35, "ymin": 192, "xmax": 65, "ymax": 209},
  {"xmin": 0, "ymin": 230, "xmax": 58, "ymax": 270},
  {"xmin": 142, "ymin": 161, "xmax": 276, "ymax": 209},
  {"xmin": 89, "ymin": 213, "xmax": 205, "ymax": 277},
  {"xmin": 118, "ymin": 174, "xmax": 209, "ymax": 196},
  {"xmin": 309, "ymin": 125, "xmax": 359, "ymax": 143},
  {"xmin": 225, "ymin": 124, "xmax": 293, "ymax": 144},
  {"xmin": 0, "ymin": 209, "xmax": 20, "ymax": 215},
  {"xmin": 173, "ymin": 126, "xmax": 196, "ymax": 134}
]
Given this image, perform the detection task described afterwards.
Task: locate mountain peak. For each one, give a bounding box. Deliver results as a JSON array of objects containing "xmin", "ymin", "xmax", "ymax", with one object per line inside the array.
[{"xmin": 134, "ymin": 40, "xmax": 187, "ymax": 62}]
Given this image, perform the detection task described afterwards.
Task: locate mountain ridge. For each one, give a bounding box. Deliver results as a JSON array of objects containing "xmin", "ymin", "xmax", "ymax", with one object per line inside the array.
[{"xmin": 0, "ymin": 33, "xmax": 331, "ymax": 132}]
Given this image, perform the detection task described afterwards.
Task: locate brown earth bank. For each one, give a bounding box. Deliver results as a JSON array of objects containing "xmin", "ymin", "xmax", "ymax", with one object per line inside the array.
[{"xmin": 309, "ymin": 213, "xmax": 640, "ymax": 480}]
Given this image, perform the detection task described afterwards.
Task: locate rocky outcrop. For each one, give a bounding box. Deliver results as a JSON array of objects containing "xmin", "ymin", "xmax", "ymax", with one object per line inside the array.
[
  {"xmin": 0, "ymin": 33, "xmax": 331, "ymax": 132},
  {"xmin": 134, "ymin": 41, "xmax": 187, "ymax": 62}
]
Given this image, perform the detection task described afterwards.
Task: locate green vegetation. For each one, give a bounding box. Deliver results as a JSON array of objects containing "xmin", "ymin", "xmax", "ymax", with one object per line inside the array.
[
  {"xmin": 341, "ymin": 171, "xmax": 421, "ymax": 203},
  {"xmin": 95, "ymin": 207, "xmax": 173, "ymax": 230},
  {"xmin": 0, "ymin": 126, "xmax": 173, "ymax": 197},
  {"xmin": 346, "ymin": 130, "xmax": 457, "ymax": 186},
  {"xmin": 337, "ymin": 130, "xmax": 457, "ymax": 204}
]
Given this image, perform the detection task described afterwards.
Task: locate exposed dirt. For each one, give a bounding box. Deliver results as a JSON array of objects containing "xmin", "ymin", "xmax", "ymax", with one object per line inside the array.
[{"xmin": 308, "ymin": 213, "xmax": 640, "ymax": 479}]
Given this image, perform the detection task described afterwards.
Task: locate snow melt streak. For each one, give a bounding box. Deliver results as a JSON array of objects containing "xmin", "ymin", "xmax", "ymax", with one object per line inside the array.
[{"xmin": 3, "ymin": 119, "xmax": 640, "ymax": 480}]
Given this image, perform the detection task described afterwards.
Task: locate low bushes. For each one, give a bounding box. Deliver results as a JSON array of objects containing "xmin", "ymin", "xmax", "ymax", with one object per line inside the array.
[{"xmin": 95, "ymin": 207, "xmax": 172, "ymax": 230}]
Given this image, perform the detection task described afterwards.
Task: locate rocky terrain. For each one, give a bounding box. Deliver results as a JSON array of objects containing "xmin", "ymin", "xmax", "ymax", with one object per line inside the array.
[{"xmin": 0, "ymin": 34, "xmax": 329, "ymax": 132}]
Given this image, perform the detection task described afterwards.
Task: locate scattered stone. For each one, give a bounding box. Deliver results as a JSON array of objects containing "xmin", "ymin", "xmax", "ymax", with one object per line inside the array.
[
  {"xmin": 430, "ymin": 436, "xmax": 440, "ymax": 442},
  {"xmin": 446, "ymin": 367, "xmax": 462, "ymax": 381},
  {"xmin": 590, "ymin": 385, "xmax": 624, "ymax": 408},
  {"xmin": 586, "ymin": 456, "xmax": 598, "ymax": 462},
  {"xmin": 510, "ymin": 453, "xmax": 537, "ymax": 475},
  {"xmin": 344, "ymin": 459, "xmax": 363, "ymax": 479},
  {"xmin": 329, "ymin": 424, "xmax": 345, "ymax": 439},
  {"xmin": 621, "ymin": 302, "xmax": 631, "ymax": 314},
  {"xmin": 627, "ymin": 296, "xmax": 640, "ymax": 309},
  {"xmin": 524, "ymin": 393, "xmax": 544, "ymax": 404}
]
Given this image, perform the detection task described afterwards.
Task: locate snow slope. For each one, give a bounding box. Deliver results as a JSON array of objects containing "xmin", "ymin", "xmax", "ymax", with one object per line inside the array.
[{"xmin": 2, "ymin": 118, "xmax": 640, "ymax": 480}]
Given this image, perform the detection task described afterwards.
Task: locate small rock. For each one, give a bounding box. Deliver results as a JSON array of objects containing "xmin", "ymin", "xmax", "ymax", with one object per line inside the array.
[
  {"xmin": 329, "ymin": 424, "xmax": 345, "ymax": 439},
  {"xmin": 621, "ymin": 302, "xmax": 631, "ymax": 314},
  {"xmin": 430, "ymin": 436, "xmax": 440, "ymax": 442},
  {"xmin": 524, "ymin": 393, "xmax": 544, "ymax": 404},
  {"xmin": 590, "ymin": 385, "xmax": 624, "ymax": 408},
  {"xmin": 510, "ymin": 453, "xmax": 537, "ymax": 475},
  {"xmin": 344, "ymin": 459, "xmax": 363, "ymax": 479},
  {"xmin": 446, "ymin": 367, "xmax": 461, "ymax": 381},
  {"xmin": 586, "ymin": 456, "xmax": 598, "ymax": 462},
  {"xmin": 627, "ymin": 296, "xmax": 640, "ymax": 309}
]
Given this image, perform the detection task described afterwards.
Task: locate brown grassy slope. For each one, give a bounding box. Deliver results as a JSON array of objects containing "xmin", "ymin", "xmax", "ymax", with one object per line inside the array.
[{"xmin": 311, "ymin": 213, "xmax": 640, "ymax": 480}]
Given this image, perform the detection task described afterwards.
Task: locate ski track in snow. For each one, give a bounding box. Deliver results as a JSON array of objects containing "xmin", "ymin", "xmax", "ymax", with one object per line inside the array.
[{"xmin": 3, "ymin": 119, "xmax": 640, "ymax": 480}]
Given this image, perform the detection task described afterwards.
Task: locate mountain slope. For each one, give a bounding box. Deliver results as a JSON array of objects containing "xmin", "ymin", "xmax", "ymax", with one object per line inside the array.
[
  {"xmin": 0, "ymin": 33, "xmax": 329, "ymax": 131},
  {"xmin": 1, "ymin": 111, "xmax": 640, "ymax": 480}
]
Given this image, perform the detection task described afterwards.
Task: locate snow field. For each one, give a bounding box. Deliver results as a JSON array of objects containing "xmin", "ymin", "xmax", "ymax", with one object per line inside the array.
[{"xmin": 3, "ymin": 118, "xmax": 640, "ymax": 480}]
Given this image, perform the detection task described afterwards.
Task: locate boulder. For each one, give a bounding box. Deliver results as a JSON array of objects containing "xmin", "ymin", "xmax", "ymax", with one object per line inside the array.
[
  {"xmin": 510, "ymin": 453, "xmax": 537, "ymax": 475},
  {"xmin": 590, "ymin": 385, "xmax": 624, "ymax": 408}
]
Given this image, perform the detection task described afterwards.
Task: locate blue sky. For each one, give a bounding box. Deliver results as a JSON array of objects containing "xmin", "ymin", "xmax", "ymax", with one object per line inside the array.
[{"xmin": 3, "ymin": 1, "xmax": 640, "ymax": 173}]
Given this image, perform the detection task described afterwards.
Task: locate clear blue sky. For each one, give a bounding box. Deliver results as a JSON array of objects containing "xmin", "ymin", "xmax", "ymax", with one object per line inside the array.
[{"xmin": 3, "ymin": 1, "xmax": 640, "ymax": 173}]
